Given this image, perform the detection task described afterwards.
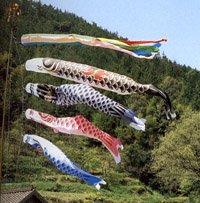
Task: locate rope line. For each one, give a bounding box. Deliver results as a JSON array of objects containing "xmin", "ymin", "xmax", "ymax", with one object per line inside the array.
[{"xmin": 14, "ymin": 35, "xmax": 25, "ymax": 182}]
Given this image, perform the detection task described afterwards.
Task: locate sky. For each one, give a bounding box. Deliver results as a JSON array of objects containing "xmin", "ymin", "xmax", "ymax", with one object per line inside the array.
[{"xmin": 41, "ymin": 0, "xmax": 200, "ymax": 70}]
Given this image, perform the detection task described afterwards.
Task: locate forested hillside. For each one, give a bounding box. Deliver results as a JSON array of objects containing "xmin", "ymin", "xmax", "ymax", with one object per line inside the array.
[{"xmin": 1, "ymin": 0, "xmax": 200, "ymax": 202}]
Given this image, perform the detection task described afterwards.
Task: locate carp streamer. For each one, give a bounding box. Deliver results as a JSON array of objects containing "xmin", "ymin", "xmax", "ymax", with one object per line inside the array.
[
  {"xmin": 23, "ymin": 134, "xmax": 106, "ymax": 189},
  {"xmin": 25, "ymin": 83, "xmax": 146, "ymax": 131},
  {"xmin": 25, "ymin": 108, "xmax": 123, "ymax": 163}
]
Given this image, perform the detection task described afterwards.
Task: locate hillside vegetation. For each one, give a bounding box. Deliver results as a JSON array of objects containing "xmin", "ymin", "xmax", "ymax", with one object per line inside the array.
[{"xmin": 1, "ymin": 0, "xmax": 200, "ymax": 202}]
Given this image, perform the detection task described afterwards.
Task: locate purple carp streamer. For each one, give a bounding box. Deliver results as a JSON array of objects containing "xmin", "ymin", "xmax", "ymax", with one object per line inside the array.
[
  {"xmin": 25, "ymin": 83, "xmax": 146, "ymax": 131},
  {"xmin": 25, "ymin": 108, "xmax": 123, "ymax": 163},
  {"xmin": 23, "ymin": 134, "xmax": 106, "ymax": 189},
  {"xmin": 25, "ymin": 58, "xmax": 176, "ymax": 120},
  {"xmin": 21, "ymin": 34, "xmax": 167, "ymax": 59}
]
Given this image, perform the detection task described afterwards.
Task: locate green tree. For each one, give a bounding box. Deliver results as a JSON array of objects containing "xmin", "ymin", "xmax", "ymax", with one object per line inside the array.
[{"xmin": 151, "ymin": 109, "xmax": 200, "ymax": 194}]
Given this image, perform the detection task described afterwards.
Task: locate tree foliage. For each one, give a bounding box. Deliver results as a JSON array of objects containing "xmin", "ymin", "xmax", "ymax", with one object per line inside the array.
[{"xmin": 151, "ymin": 109, "xmax": 200, "ymax": 194}]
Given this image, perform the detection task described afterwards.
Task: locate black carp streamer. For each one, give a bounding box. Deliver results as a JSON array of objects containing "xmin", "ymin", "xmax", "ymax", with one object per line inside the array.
[{"xmin": 25, "ymin": 83, "xmax": 146, "ymax": 131}]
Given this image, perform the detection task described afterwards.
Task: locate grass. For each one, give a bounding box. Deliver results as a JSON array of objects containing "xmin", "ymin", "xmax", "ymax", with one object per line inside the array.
[
  {"xmin": 1, "ymin": 175, "xmax": 164, "ymax": 203},
  {"xmin": 1, "ymin": 175, "xmax": 191, "ymax": 203}
]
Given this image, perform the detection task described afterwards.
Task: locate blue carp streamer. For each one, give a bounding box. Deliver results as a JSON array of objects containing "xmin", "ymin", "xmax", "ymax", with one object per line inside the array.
[{"xmin": 23, "ymin": 134, "xmax": 106, "ymax": 189}]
